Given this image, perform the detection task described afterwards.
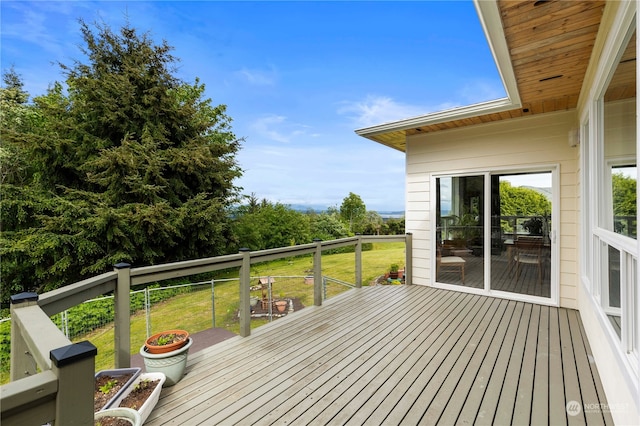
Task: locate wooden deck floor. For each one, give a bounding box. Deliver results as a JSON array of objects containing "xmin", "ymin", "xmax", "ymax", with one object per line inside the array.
[{"xmin": 146, "ymin": 286, "xmax": 613, "ymax": 425}]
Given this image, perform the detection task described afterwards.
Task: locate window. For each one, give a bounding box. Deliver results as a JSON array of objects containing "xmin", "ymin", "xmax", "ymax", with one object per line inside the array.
[{"xmin": 585, "ymin": 21, "xmax": 637, "ymax": 362}]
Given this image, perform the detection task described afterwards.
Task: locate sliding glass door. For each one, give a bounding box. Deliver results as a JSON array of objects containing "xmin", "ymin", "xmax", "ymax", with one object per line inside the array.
[
  {"xmin": 490, "ymin": 172, "xmax": 552, "ymax": 298},
  {"xmin": 435, "ymin": 175, "xmax": 484, "ymax": 289},
  {"xmin": 435, "ymin": 171, "xmax": 554, "ymax": 301}
]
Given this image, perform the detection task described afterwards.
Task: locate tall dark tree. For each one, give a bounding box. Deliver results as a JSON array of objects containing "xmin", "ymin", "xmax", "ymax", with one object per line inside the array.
[{"xmin": 0, "ymin": 22, "xmax": 242, "ymax": 303}]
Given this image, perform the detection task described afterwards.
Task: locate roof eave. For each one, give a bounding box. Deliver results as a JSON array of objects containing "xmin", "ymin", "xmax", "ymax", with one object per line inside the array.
[
  {"xmin": 356, "ymin": 0, "xmax": 520, "ymax": 141},
  {"xmin": 355, "ymin": 97, "xmax": 514, "ymax": 138}
]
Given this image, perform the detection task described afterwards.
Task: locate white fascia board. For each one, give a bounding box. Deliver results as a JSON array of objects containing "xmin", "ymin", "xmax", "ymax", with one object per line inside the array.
[
  {"xmin": 355, "ymin": 97, "xmax": 514, "ymax": 137},
  {"xmin": 356, "ymin": 0, "xmax": 520, "ymax": 139},
  {"xmin": 473, "ymin": 0, "xmax": 521, "ymax": 106}
]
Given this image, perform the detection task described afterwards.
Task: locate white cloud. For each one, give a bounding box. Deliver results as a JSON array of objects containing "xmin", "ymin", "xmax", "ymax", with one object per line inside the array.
[
  {"xmin": 236, "ymin": 140, "xmax": 406, "ymax": 211},
  {"xmin": 236, "ymin": 66, "xmax": 277, "ymax": 86},
  {"xmin": 249, "ymin": 114, "xmax": 314, "ymax": 144},
  {"xmin": 1, "ymin": 5, "xmax": 65, "ymax": 57},
  {"xmin": 337, "ymin": 95, "xmax": 458, "ymax": 129}
]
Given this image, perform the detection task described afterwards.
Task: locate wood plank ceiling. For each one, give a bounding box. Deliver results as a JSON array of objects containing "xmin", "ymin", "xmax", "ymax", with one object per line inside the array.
[{"xmin": 368, "ymin": 0, "xmax": 612, "ymax": 151}]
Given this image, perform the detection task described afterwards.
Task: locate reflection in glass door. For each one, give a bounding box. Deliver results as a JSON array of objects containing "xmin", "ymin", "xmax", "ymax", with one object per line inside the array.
[
  {"xmin": 435, "ymin": 175, "xmax": 484, "ymax": 289},
  {"xmin": 490, "ymin": 172, "xmax": 552, "ymax": 298}
]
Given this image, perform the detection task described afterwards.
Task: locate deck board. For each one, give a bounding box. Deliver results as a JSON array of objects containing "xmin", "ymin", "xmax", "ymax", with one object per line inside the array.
[
  {"xmin": 144, "ymin": 286, "xmax": 613, "ymax": 426},
  {"xmin": 531, "ymin": 305, "xmax": 549, "ymax": 425},
  {"xmin": 548, "ymin": 306, "xmax": 567, "ymax": 426}
]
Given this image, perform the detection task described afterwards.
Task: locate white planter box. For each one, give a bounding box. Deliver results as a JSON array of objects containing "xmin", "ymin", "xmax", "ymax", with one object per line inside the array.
[
  {"xmin": 95, "ymin": 367, "xmax": 141, "ymax": 411},
  {"xmin": 112, "ymin": 372, "xmax": 166, "ymax": 424}
]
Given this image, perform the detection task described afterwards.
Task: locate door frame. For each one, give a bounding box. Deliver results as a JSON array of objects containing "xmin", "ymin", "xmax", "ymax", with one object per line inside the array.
[{"xmin": 431, "ymin": 165, "xmax": 560, "ymax": 306}]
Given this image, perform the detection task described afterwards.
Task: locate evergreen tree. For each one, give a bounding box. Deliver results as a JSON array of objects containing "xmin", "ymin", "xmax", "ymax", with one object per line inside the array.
[{"xmin": 1, "ymin": 22, "xmax": 242, "ymax": 303}]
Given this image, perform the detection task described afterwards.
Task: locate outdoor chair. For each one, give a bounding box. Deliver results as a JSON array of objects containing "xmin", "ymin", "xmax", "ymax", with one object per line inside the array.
[
  {"xmin": 513, "ymin": 238, "xmax": 544, "ymax": 286},
  {"xmin": 436, "ymin": 246, "xmax": 465, "ymax": 284}
]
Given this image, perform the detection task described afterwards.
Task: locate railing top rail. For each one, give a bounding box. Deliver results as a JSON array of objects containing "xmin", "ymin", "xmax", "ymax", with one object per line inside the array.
[
  {"xmin": 128, "ymin": 236, "xmax": 390, "ymax": 285},
  {"xmin": 38, "ymin": 271, "xmax": 118, "ymax": 316},
  {"xmin": 25, "ymin": 235, "xmax": 410, "ymax": 310}
]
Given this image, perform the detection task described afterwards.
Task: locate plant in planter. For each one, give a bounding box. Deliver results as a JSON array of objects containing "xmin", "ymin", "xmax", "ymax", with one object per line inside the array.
[
  {"xmin": 274, "ymin": 299, "xmax": 288, "ymax": 313},
  {"xmin": 389, "ymin": 263, "xmax": 400, "ymax": 279},
  {"xmin": 523, "ymin": 216, "xmax": 544, "ymax": 236},
  {"xmin": 140, "ymin": 336, "xmax": 193, "ymax": 387},
  {"xmin": 144, "ymin": 329, "xmax": 189, "ymax": 354},
  {"xmin": 94, "ymin": 368, "xmax": 141, "ymax": 412},
  {"xmin": 113, "ymin": 372, "xmax": 166, "ymax": 424}
]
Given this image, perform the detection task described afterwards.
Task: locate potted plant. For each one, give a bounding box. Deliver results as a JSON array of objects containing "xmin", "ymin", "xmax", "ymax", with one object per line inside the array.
[
  {"xmin": 140, "ymin": 332, "xmax": 193, "ymax": 386},
  {"xmin": 112, "ymin": 372, "xmax": 166, "ymax": 424},
  {"xmin": 523, "ymin": 216, "xmax": 544, "ymax": 236},
  {"xmin": 144, "ymin": 329, "xmax": 189, "ymax": 354},
  {"xmin": 94, "ymin": 367, "xmax": 141, "ymax": 412},
  {"xmin": 389, "ymin": 264, "xmax": 400, "ymax": 279},
  {"xmin": 274, "ymin": 299, "xmax": 288, "ymax": 313}
]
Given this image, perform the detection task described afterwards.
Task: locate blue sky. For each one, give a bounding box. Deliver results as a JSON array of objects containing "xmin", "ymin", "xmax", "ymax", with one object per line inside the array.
[{"xmin": 1, "ymin": 1, "xmax": 504, "ymax": 212}]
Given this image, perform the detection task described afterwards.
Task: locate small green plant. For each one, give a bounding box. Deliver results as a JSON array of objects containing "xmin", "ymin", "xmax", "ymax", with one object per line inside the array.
[
  {"xmin": 389, "ymin": 264, "xmax": 399, "ymax": 273},
  {"xmin": 99, "ymin": 379, "xmax": 118, "ymax": 394},
  {"xmin": 133, "ymin": 378, "xmax": 152, "ymax": 392},
  {"xmin": 157, "ymin": 333, "xmax": 177, "ymax": 345}
]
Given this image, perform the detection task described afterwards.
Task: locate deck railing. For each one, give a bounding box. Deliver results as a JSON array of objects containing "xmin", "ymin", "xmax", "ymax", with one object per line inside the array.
[{"xmin": 0, "ymin": 234, "xmax": 412, "ymax": 425}]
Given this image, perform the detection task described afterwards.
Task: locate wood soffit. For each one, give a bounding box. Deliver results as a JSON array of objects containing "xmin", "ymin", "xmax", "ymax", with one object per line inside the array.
[{"xmin": 369, "ymin": 0, "xmax": 622, "ymax": 151}]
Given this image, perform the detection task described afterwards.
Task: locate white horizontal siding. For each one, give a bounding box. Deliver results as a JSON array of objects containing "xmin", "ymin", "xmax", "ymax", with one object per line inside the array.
[{"xmin": 405, "ymin": 110, "xmax": 580, "ymax": 307}]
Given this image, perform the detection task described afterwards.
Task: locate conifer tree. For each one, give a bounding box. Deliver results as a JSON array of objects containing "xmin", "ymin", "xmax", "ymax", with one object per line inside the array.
[{"xmin": 1, "ymin": 21, "xmax": 242, "ymax": 302}]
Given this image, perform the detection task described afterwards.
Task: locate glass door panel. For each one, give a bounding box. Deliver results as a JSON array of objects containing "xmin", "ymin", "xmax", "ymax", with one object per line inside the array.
[
  {"xmin": 435, "ymin": 175, "xmax": 484, "ymax": 289},
  {"xmin": 490, "ymin": 172, "xmax": 552, "ymax": 298}
]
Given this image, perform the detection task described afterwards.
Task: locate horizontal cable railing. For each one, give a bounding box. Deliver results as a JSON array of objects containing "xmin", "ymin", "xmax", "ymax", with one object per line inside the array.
[{"xmin": 0, "ymin": 234, "xmax": 412, "ymax": 425}]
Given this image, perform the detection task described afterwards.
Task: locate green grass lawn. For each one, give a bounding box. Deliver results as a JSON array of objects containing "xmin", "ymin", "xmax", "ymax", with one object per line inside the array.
[{"xmin": 1, "ymin": 242, "xmax": 406, "ymax": 383}]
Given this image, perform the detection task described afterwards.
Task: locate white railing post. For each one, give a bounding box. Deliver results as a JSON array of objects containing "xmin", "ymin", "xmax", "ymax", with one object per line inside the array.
[
  {"xmin": 239, "ymin": 248, "xmax": 251, "ymax": 337},
  {"xmin": 313, "ymin": 239, "xmax": 323, "ymax": 306},
  {"xmin": 114, "ymin": 263, "xmax": 131, "ymax": 368}
]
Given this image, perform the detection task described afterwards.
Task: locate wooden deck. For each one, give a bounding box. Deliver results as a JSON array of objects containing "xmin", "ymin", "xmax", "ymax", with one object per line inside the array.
[{"xmin": 146, "ymin": 285, "xmax": 613, "ymax": 425}]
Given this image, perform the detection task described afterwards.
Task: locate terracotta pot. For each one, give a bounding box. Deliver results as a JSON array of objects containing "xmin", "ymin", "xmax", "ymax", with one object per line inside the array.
[
  {"xmin": 144, "ymin": 329, "xmax": 189, "ymax": 354},
  {"xmin": 275, "ymin": 300, "xmax": 288, "ymax": 313}
]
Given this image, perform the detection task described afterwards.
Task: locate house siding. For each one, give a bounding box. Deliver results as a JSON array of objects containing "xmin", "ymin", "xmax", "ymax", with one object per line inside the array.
[{"xmin": 405, "ymin": 110, "xmax": 579, "ymax": 308}]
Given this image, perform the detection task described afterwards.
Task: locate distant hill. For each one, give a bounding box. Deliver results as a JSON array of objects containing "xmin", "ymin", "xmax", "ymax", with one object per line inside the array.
[
  {"xmin": 288, "ymin": 204, "xmax": 404, "ymax": 218},
  {"xmin": 524, "ymin": 186, "xmax": 552, "ymax": 200}
]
